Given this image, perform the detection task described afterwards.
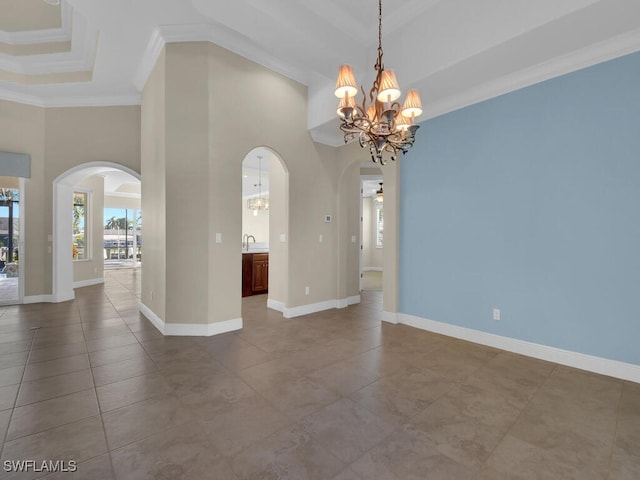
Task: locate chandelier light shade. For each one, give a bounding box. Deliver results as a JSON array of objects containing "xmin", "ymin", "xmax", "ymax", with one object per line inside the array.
[
  {"xmin": 335, "ymin": 0, "xmax": 423, "ymax": 165},
  {"xmin": 335, "ymin": 65, "xmax": 358, "ymax": 99}
]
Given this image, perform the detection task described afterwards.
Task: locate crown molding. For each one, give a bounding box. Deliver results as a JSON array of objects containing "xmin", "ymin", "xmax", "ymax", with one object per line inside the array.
[
  {"xmin": 312, "ymin": 28, "xmax": 640, "ymax": 147},
  {"xmin": 0, "ymin": 10, "xmax": 97, "ymax": 75},
  {"xmin": 423, "ymin": 28, "xmax": 640, "ymax": 124},
  {"xmin": 134, "ymin": 22, "xmax": 310, "ymax": 92},
  {"xmin": 0, "ymin": 88, "xmax": 140, "ymax": 108},
  {"xmin": 0, "ymin": 2, "xmax": 72, "ymax": 45}
]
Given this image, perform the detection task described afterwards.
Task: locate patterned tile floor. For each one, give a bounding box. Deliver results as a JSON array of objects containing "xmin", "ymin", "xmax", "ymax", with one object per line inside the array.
[{"xmin": 0, "ymin": 269, "xmax": 637, "ymax": 479}]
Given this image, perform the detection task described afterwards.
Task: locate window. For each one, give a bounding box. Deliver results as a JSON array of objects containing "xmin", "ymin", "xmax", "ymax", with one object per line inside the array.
[
  {"xmin": 73, "ymin": 192, "xmax": 88, "ymax": 260},
  {"xmin": 376, "ymin": 204, "xmax": 384, "ymax": 248}
]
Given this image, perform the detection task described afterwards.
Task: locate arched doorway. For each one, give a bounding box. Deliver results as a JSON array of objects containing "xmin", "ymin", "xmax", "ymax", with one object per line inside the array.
[
  {"xmin": 240, "ymin": 147, "xmax": 289, "ymax": 312},
  {"xmin": 52, "ymin": 162, "xmax": 141, "ymax": 302}
]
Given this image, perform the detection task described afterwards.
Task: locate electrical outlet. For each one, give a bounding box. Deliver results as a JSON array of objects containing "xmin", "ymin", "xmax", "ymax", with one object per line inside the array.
[
  {"xmin": 305, "ymin": 286, "xmax": 310, "ymax": 295},
  {"xmin": 493, "ymin": 308, "xmax": 501, "ymax": 321}
]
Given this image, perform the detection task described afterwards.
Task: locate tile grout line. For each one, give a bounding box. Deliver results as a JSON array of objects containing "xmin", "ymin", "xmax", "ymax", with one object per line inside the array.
[
  {"xmin": 604, "ymin": 380, "xmax": 625, "ymax": 480},
  {"xmin": 0, "ymin": 325, "xmax": 38, "ymax": 459}
]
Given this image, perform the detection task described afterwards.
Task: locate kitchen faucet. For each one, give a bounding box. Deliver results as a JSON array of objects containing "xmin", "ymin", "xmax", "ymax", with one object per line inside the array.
[{"xmin": 242, "ymin": 234, "xmax": 256, "ymax": 251}]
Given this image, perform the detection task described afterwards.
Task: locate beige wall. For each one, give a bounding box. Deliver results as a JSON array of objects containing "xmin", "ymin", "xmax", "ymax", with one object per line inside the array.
[
  {"xmin": 139, "ymin": 41, "xmax": 370, "ymax": 328},
  {"xmin": 0, "ymin": 100, "xmax": 140, "ymax": 299},
  {"xmin": 73, "ymin": 175, "xmax": 104, "ymax": 284},
  {"xmin": 141, "ymin": 47, "xmax": 167, "ymax": 321}
]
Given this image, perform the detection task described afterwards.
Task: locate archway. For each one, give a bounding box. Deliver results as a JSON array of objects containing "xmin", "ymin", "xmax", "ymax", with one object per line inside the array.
[
  {"xmin": 52, "ymin": 162, "xmax": 140, "ymax": 302},
  {"xmin": 240, "ymin": 146, "xmax": 289, "ymax": 312}
]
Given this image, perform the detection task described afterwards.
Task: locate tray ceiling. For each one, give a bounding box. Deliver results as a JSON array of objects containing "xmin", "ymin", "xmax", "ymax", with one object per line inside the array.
[{"xmin": 0, "ymin": 0, "xmax": 639, "ymax": 145}]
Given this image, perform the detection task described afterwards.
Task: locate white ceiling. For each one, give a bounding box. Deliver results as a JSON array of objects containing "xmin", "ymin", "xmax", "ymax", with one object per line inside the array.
[{"xmin": 2, "ymin": 0, "xmax": 640, "ymax": 145}]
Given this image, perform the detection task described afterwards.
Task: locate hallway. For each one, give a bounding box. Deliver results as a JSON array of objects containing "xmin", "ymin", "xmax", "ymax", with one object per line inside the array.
[{"xmin": 0, "ymin": 270, "xmax": 637, "ymax": 479}]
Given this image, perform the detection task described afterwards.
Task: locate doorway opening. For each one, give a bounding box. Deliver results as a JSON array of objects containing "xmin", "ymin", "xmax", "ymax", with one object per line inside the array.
[
  {"xmin": 0, "ymin": 177, "xmax": 22, "ymax": 305},
  {"xmin": 240, "ymin": 147, "xmax": 289, "ymax": 310},
  {"xmin": 361, "ymin": 168, "xmax": 383, "ymax": 292},
  {"xmin": 53, "ymin": 162, "xmax": 141, "ymax": 302}
]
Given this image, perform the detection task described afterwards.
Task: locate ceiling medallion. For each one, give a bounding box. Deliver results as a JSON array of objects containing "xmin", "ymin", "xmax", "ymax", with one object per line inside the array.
[{"xmin": 335, "ymin": 0, "xmax": 423, "ymax": 165}]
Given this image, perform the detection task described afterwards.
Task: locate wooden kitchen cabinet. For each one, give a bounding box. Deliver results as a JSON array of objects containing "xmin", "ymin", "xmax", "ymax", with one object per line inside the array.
[
  {"xmin": 242, "ymin": 252, "xmax": 268, "ymax": 297},
  {"xmin": 252, "ymin": 253, "xmax": 269, "ymax": 294}
]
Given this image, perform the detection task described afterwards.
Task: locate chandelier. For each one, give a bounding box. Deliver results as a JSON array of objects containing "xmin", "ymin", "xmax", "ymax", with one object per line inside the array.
[
  {"xmin": 247, "ymin": 155, "xmax": 269, "ymax": 213},
  {"xmin": 335, "ymin": 0, "xmax": 423, "ymax": 165},
  {"xmin": 375, "ymin": 182, "xmax": 384, "ymax": 202}
]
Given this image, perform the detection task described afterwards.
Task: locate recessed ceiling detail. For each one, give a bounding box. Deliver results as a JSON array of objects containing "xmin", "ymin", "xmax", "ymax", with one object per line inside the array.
[
  {"xmin": 0, "ymin": 0, "xmax": 61, "ymax": 33},
  {"xmin": 0, "ymin": 0, "xmax": 638, "ymax": 141},
  {"xmin": 0, "ymin": 1, "xmax": 96, "ymax": 86}
]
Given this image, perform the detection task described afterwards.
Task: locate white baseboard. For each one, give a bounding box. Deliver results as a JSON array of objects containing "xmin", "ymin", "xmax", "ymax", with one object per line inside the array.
[
  {"xmin": 283, "ymin": 299, "xmax": 337, "ymax": 318},
  {"xmin": 24, "ymin": 292, "xmax": 75, "ymax": 304},
  {"xmin": 23, "ymin": 294, "xmax": 54, "ymax": 304},
  {"xmin": 73, "ymin": 277, "xmax": 104, "ymax": 289},
  {"xmin": 282, "ymin": 296, "xmax": 361, "ymax": 318},
  {"xmin": 382, "ymin": 311, "xmax": 398, "ymax": 324},
  {"xmin": 337, "ymin": 295, "xmax": 360, "ymax": 309},
  {"xmin": 139, "ymin": 302, "xmax": 243, "ymax": 336},
  {"xmin": 398, "ymin": 313, "xmax": 640, "ymax": 384},
  {"xmin": 363, "ymin": 267, "xmax": 383, "ymax": 272},
  {"xmin": 267, "ymin": 298, "xmax": 285, "ymax": 312}
]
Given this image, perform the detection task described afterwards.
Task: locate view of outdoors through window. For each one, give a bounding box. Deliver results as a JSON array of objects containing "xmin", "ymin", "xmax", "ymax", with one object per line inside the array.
[
  {"xmin": 104, "ymin": 208, "xmax": 141, "ymax": 265},
  {"xmin": 73, "ymin": 192, "xmax": 87, "ymax": 260}
]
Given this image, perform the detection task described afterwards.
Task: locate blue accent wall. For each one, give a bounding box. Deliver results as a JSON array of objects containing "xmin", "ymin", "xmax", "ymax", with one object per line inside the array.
[{"xmin": 399, "ymin": 52, "xmax": 640, "ymax": 365}]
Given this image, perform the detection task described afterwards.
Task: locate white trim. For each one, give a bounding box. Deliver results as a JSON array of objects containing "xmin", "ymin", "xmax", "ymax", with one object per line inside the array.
[
  {"xmin": 0, "ymin": 90, "xmax": 141, "ymax": 108},
  {"xmin": 267, "ymin": 298, "xmax": 285, "ymax": 312},
  {"xmin": 336, "ymin": 295, "xmax": 360, "ymax": 309},
  {"xmin": 282, "ymin": 299, "xmax": 337, "ymax": 318},
  {"xmin": 139, "ymin": 302, "xmax": 243, "ymax": 337},
  {"xmin": 18, "ymin": 177, "xmax": 26, "ymax": 304},
  {"xmin": 139, "ymin": 302, "xmax": 164, "ymax": 333},
  {"xmin": 382, "ymin": 310, "xmax": 398, "ymax": 324},
  {"xmin": 281, "ymin": 296, "xmax": 361, "ymax": 318},
  {"xmin": 363, "ymin": 267, "xmax": 383, "ymax": 272},
  {"xmin": 134, "ymin": 23, "xmax": 309, "ymax": 92},
  {"xmin": 73, "ymin": 277, "xmax": 104, "ymax": 289},
  {"xmin": 0, "ymin": 8, "xmax": 97, "ymax": 75},
  {"xmin": 23, "ymin": 294, "xmax": 53, "ymax": 304},
  {"xmin": 311, "ymin": 29, "xmax": 640, "ymax": 148},
  {"xmin": 424, "ymin": 28, "xmax": 640, "ymax": 125},
  {"xmin": 0, "ymin": 2, "xmax": 72, "ymax": 45},
  {"xmin": 397, "ymin": 313, "xmax": 640, "ymax": 384}
]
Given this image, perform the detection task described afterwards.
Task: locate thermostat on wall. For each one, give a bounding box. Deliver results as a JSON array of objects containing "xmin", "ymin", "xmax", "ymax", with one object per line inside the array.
[{"xmin": 324, "ymin": 214, "xmax": 332, "ymax": 223}]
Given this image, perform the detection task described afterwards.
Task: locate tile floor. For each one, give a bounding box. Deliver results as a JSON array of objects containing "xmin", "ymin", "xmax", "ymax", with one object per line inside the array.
[
  {"xmin": 0, "ymin": 277, "xmax": 18, "ymax": 306},
  {"xmin": 0, "ymin": 269, "xmax": 638, "ymax": 479}
]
